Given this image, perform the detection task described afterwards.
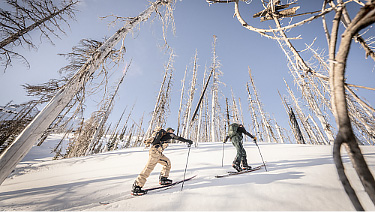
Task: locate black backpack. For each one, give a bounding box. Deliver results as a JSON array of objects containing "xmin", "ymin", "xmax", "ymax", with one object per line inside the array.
[{"xmin": 228, "ymin": 123, "xmax": 240, "ymax": 138}]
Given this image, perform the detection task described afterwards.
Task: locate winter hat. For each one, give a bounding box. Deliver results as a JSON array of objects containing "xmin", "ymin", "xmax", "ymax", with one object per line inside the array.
[{"xmin": 166, "ymin": 127, "xmax": 175, "ymax": 132}]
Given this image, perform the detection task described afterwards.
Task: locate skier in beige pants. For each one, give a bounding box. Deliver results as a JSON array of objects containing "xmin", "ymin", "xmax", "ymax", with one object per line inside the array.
[{"xmin": 132, "ymin": 127, "xmax": 193, "ymax": 196}]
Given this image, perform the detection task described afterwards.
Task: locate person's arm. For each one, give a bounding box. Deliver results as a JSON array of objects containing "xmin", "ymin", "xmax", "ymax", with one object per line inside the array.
[
  {"xmin": 238, "ymin": 126, "xmax": 254, "ymax": 139},
  {"xmin": 160, "ymin": 133, "xmax": 193, "ymax": 144},
  {"xmin": 224, "ymin": 135, "xmax": 229, "ymax": 143},
  {"xmin": 169, "ymin": 133, "xmax": 193, "ymax": 145},
  {"xmin": 242, "ymin": 127, "xmax": 257, "ymax": 142}
]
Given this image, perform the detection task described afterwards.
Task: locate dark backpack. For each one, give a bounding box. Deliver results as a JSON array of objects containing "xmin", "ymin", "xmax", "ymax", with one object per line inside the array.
[
  {"xmin": 228, "ymin": 123, "xmax": 240, "ymax": 138},
  {"xmin": 144, "ymin": 126, "xmax": 163, "ymax": 147}
]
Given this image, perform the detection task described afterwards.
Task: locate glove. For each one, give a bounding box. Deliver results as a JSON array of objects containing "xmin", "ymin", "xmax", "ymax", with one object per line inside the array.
[
  {"xmin": 187, "ymin": 139, "xmax": 193, "ymax": 147},
  {"xmin": 253, "ymin": 136, "xmax": 257, "ymax": 142}
]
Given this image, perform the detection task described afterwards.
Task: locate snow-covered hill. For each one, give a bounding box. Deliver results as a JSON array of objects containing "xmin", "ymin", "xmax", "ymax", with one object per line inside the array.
[{"xmin": 1, "ymin": 135, "xmax": 375, "ymax": 211}]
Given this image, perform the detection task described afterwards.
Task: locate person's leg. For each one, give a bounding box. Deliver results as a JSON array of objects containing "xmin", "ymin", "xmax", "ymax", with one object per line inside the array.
[
  {"xmin": 237, "ymin": 140, "xmax": 249, "ymax": 167},
  {"xmin": 135, "ymin": 147, "xmax": 161, "ymax": 187},
  {"xmin": 158, "ymin": 153, "xmax": 172, "ymax": 185},
  {"xmin": 236, "ymin": 140, "xmax": 251, "ymax": 169},
  {"xmin": 231, "ymin": 136, "xmax": 242, "ymax": 172},
  {"xmin": 241, "ymin": 157, "xmax": 251, "ymax": 169},
  {"xmin": 159, "ymin": 153, "xmax": 171, "ymax": 178}
]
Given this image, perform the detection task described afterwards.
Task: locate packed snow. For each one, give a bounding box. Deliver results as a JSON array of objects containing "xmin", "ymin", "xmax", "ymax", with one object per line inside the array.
[{"xmin": 1, "ymin": 134, "xmax": 375, "ymax": 211}]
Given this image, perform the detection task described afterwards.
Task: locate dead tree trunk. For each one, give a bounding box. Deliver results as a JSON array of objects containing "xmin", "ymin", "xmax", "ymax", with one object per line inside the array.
[
  {"xmin": 246, "ymin": 83, "xmax": 262, "ymax": 142},
  {"xmin": 118, "ymin": 104, "xmax": 134, "ymax": 148},
  {"xmin": 145, "ymin": 50, "xmax": 174, "ymax": 140},
  {"xmin": 284, "ymin": 80, "xmax": 318, "ymax": 144},
  {"xmin": 275, "ymin": 122, "xmax": 285, "ymax": 143},
  {"xmin": 133, "ymin": 113, "xmax": 145, "ymax": 147},
  {"xmin": 225, "ymin": 98, "xmax": 231, "ymax": 128},
  {"xmin": 191, "ymin": 66, "xmax": 213, "ymax": 144},
  {"xmin": 107, "ymin": 108, "xmax": 127, "ymax": 151},
  {"xmin": 177, "ymin": 66, "xmax": 188, "ymax": 136},
  {"xmin": 230, "ymin": 88, "xmax": 240, "ymax": 123},
  {"xmin": 289, "ymin": 107, "xmax": 306, "ymax": 144},
  {"xmin": 145, "ymin": 69, "xmax": 169, "ymax": 139},
  {"xmin": 195, "ymin": 69, "xmax": 208, "ymax": 144},
  {"xmin": 330, "ymin": 2, "xmax": 375, "ymax": 209},
  {"xmin": 278, "ymin": 90, "xmax": 305, "ymax": 144},
  {"xmin": 272, "ymin": 17, "xmax": 334, "ymax": 145},
  {"xmin": 124, "ymin": 123, "xmax": 135, "ymax": 149},
  {"xmin": 145, "ymin": 51, "xmax": 174, "ymax": 142},
  {"xmin": 238, "ymin": 97, "xmax": 247, "ymax": 142},
  {"xmin": 85, "ymin": 66, "xmax": 129, "ymax": 155},
  {"xmin": 182, "ymin": 50, "xmax": 198, "ymax": 138},
  {"xmin": 210, "ymin": 35, "xmax": 221, "ymax": 143},
  {"xmin": 238, "ymin": 98, "xmax": 245, "ymax": 126},
  {"xmin": 248, "ymin": 67, "xmax": 276, "ymax": 143}
]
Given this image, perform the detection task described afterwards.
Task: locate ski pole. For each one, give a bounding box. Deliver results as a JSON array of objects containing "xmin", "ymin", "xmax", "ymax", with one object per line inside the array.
[
  {"xmin": 221, "ymin": 142, "xmax": 225, "ymax": 167},
  {"xmin": 181, "ymin": 144, "xmax": 191, "ymax": 191},
  {"xmin": 255, "ymin": 140, "xmax": 267, "ymax": 171}
]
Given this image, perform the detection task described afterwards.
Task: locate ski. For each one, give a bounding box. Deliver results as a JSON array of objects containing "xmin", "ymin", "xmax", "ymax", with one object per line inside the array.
[
  {"xmin": 98, "ymin": 175, "xmax": 197, "ymax": 205},
  {"xmin": 215, "ymin": 164, "xmax": 265, "ymax": 178},
  {"xmin": 227, "ymin": 164, "xmax": 265, "ymax": 174},
  {"xmin": 131, "ymin": 175, "xmax": 197, "ymax": 196}
]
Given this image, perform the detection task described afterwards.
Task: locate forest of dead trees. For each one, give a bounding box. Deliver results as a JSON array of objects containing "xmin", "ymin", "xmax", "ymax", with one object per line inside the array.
[
  {"xmin": 1, "ymin": 0, "xmax": 374, "ymax": 156},
  {"xmin": 0, "ymin": 0, "xmax": 375, "ymax": 210}
]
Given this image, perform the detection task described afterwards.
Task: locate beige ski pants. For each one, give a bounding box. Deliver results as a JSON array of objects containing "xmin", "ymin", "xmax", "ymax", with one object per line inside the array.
[{"xmin": 135, "ymin": 145, "xmax": 171, "ymax": 187}]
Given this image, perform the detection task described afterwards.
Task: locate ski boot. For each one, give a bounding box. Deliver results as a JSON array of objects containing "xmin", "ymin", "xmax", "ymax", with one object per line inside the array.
[
  {"xmin": 131, "ymin": 181, "xmax": 147, "ymax": 196},
  {"xmin": 159, "ymin": 176, "xmax": 172, "ymax": 185},
  {"xmin": 241, "ymin": 159, "xmax": 252, "ymax": 170},
  {"xmin": 232, "ymin": 162, "xmax": 242, "ymax": 172}
]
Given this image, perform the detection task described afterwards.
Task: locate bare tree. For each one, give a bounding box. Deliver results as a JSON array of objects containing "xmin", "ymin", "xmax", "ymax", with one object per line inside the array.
[
  {"xmin": 247, "ymin": 67, "xmax": 277, "ymax": 143},
  {"xmin": 0, "ymin": 0, "xmax": 79, "ymax": 71},
  {"xmin": 191, "ymin": 65, "xmax": 213, "ymax": 144},
  {"xmin": 0, "ymin": 100, "xmax": 40, "ymax": 154},
  {"xmin": 132, "ymin": 113, "xmax": 145, "ymax": 147},
  {"xmin": 195, "ymin": 68, "xmax": 210, "ymax": 144},
  {"xmin": 21, "ymin": 38, "xmax": 121, "ymax": 148},
  {"xmin": 181, "ymin": 50, "xmax": 198, "ymax": 138},
  {"xmin": 230, "ymin": 88, "xmax": 240, "ymax": 123},
  {"xmin": 0, "ymin": 0, "xmax": 175, "ymax": 186},
  {"xmin": 65, "ymin": 64, "xmax": 129, "ymax": 158},
  {"xmin": 177, "ymin": 66, "xmax": 188, "ymax": 136},
  {"xmin": 85, "ymin": 65, "xmax": 129, "ymax": 156},
  {"xmin": 246, "ymin": 83, "xmax": 262, "ymax": 142},
  {"xmin": 207, "ymin": 0, "xmax": 375, "ymax": 209},
  {"xmin": 210, "ymin": 35, "xmax": 224, "ymax": 143},
  {"xmin": 329, "ymin": 1, "xmax": 375, "ymax": 209},
  {"xmin": 284, "ymin": 80, "xmax": 319, "ymax": 144},
  {"xmin": 144, "ymin": 51, "xmax": 175, "ymax": 141},
  {"xmin": 117, "ymin": 104, "xmax": 135, "ymax": 148}
]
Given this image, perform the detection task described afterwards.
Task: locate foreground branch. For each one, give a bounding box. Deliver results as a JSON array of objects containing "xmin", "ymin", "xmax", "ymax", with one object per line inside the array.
[{"xmin": 331, "ymin": 2, "xmax": 375, "ymax": 209}]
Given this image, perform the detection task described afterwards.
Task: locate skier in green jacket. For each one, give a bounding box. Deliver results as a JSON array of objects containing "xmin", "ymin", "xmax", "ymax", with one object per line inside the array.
[{"xmin": 224, "ymin": 123, "xmax": 257, "ymax": 172}]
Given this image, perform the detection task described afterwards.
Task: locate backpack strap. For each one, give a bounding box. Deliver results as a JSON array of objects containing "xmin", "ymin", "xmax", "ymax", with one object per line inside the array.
[{"xmin": 151, "ymin": 129, "xmax": 166, "ymax": 146}]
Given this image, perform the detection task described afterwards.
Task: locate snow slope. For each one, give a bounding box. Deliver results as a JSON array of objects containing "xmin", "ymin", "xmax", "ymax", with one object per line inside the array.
[{"xmin": 1, "ymin": 135, "xmax": 375, "ymax": 211}]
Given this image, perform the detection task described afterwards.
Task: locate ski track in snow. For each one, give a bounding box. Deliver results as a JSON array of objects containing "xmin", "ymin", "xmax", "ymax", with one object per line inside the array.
[{"xmin": 0, "ymin": 135, "xmax": 375, "ymax": 211}]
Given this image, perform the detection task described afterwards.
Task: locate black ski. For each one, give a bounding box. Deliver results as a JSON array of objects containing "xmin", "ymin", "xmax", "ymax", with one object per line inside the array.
[
  {"xmin": 131, "ymin": 175, "xmax": 197, "ymax": 196},
  {"xmin": 215, "ymin": 164, "xmax": 265, "ymax": 178},
  {"xmin": 98, "ymin": 175, "xmax": 197, "ymax": 205}
]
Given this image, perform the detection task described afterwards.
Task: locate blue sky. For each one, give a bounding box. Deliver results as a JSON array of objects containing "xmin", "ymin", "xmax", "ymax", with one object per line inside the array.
[{"xmin": 0, "ymin": 0, "xmax": 374, "ymax": 142}]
